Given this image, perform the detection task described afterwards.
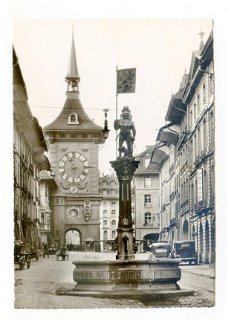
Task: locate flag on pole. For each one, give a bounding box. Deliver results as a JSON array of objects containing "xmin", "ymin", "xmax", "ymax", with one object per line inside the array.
[{"xmin": 116, "ymin": 68, "xmax": 136, "ymax": 94}]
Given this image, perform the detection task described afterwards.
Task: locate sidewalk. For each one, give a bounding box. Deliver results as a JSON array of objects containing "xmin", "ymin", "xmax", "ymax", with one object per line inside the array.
[{"xmin": 180, "ymin": 263, "xmax": 215, "ymax": 278}]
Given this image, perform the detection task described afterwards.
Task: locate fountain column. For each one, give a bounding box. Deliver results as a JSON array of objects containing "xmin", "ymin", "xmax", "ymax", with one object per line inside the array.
[{"xmin": 110, "ymin": 157, "xmax": 139, "ymax": 259}]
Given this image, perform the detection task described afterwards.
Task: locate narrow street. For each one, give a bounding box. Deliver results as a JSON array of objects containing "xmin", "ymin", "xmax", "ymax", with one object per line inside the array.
[{"xmin": 14, "ymin": 252, "xmax": 215, "ymax": 309}]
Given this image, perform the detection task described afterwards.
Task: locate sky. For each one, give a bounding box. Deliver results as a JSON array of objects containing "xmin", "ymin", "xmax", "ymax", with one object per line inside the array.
[{"xmin": 13, "ymin": 19, "xmax": 213, "ymax": 174}]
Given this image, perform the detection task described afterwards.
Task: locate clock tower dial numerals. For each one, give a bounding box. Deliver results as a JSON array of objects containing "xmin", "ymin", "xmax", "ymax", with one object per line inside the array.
[{"xmin": 58, "ymin": 152, "xmax": 89, "ymax": 182}]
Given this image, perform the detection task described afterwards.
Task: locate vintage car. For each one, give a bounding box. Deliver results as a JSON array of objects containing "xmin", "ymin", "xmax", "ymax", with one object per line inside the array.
[
  {"xmin": 149, "ymin": 242, "xmax": 173, "ymax": 258},
  {"xmin": 173, "ymin": 240, "xmax": 197, "ymax": 264}
]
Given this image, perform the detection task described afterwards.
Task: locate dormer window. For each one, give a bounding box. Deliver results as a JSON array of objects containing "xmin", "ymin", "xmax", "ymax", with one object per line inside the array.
[{"xmin": 68, "ymin": 113, "xmax": 79, "ymax": 124}]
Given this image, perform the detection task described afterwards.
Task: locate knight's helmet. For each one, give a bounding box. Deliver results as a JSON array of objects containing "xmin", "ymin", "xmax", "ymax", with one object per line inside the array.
[{"xmin": 121, "ymin": 106, "xmax": 132, "ymax": 119}]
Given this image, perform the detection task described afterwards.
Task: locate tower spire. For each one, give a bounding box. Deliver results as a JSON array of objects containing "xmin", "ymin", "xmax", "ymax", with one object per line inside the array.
[{"xmin": 65, "ymin": 30, "xmax": 80, "ymax": 92}]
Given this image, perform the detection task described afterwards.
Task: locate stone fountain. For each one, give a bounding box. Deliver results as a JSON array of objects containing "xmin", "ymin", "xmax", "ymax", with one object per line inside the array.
[{"xmin": 69, "ymin": 106, "xmax": 192, "ymax": 298}]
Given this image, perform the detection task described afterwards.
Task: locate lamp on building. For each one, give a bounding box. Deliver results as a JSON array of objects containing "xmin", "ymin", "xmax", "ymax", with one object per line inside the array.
[{"xmin": 102, "ymin": 108, "xmax": 110, "ymax": 140}]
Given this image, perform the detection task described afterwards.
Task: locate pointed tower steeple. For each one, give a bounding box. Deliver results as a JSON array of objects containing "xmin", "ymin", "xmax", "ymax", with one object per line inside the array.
[
  {"xmin": 65, "ymin": 31, "xmax": 80, "ymax": 93},
  {"xmin": 43, "ymin": 30, "xmax": 104, "ymax": 144}
]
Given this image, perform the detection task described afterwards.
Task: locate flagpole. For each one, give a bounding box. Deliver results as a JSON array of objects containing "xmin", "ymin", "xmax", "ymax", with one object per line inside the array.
[{"xmin": 116, "ymin": 65, "xmax": 118, "ymax": 158}]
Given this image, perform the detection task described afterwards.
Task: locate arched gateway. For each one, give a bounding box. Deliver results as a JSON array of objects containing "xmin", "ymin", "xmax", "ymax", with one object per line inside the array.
[{"xmin": 65, "ymin": 229, "xmax": 81, "ymax": 251}]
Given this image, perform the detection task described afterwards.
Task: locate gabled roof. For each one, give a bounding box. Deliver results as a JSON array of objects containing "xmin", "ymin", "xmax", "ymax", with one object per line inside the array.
[
  {"xmin": 182, "ymin": 32, "xmax": 213, "ymax": 104},
  {"xmin": 13, "ymin": 47, "xmax": 28, "ymax": 100},
  {"xmin": 135, "ymin": 145, "xmax": 167, "ymax": 173}
]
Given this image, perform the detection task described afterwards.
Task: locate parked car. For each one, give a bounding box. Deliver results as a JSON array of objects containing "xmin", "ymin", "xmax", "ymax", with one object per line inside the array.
[
  {"xmin": 149, "ymin": 242, "xmax": 173, "ymax": 258},
  {"xmin": 173, "ymin": 240, "xmax": 197, "ymax": 264}
]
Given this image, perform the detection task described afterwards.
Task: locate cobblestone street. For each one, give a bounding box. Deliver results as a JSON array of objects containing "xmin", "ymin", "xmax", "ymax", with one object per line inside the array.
[{"xmin": 14, "ymin": 252, "xmax": 215, "ymax": 309}]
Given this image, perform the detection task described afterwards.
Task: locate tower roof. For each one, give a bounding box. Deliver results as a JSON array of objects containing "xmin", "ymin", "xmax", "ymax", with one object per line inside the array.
[
  {"xmin": 43, "ymin": 31, "xmax": 104, "ymax": 141},
  {"xmin": 66, "ymin": 32, "xmax": 80, "ymax": 81},
  {"xmin": 43, "ymin": 94, "xmax": 103, "ymax": 132}
]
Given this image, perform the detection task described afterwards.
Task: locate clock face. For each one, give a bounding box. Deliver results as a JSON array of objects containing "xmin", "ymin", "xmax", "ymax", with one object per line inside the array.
[
  {"xmin": 59, "ymin": 152, "xmax": 89, "ymax": 183},
  {"xmin": 66, "ymin": 207, "xmax": 80, "ymax": 223},
  {"xmin": 66, "ymin": 210, "xmax": 78, "ymax": 222}
]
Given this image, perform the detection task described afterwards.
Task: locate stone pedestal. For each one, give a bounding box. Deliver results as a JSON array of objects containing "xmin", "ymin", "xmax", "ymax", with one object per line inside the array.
[{"xmin": 110, "ymin": 157, "xmax": 139, "ymax": 260}]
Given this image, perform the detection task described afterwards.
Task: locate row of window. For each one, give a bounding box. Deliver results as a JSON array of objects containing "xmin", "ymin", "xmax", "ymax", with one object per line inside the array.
[
  {"xmin": 102, "ymin": 209, "xmax": 116, "ymax": 215},
  {"xmin": 188, "ymin": 74, "xmax": 214, "ymax": 128},
  {"xmin": 103, "ymin": 230, "xmax": 116, "ymax": 240},
  {"xmin": 103, "ymin": 220, "xmax": 116, "ymax": 226}
]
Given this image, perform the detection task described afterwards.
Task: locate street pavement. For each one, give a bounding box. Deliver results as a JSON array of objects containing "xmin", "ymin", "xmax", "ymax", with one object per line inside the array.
[{"xmin": 14, "ymin": 251, "xmax": 215, "ymax": 309}]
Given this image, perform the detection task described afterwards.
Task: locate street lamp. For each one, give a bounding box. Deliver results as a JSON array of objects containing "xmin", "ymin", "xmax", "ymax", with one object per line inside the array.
[{"xmin": 102, "ymin": 108, "xmax": 110, "ymax": 140}]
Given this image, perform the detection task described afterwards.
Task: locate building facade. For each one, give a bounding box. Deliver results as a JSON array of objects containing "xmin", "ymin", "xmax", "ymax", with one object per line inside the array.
[
  {"xmin": 154, "ymin": 33, "xmax": 215, "ymax": 263},
  {"xmin": 134, "ymin": 146, "xmax": 166, "ymax": 252},
  {"xmin": 43, "ymin": 36, "xmax": 105, "ymax": 251},
  {"xmin": 13, "ymin": 48, "xmax": 51, "ymax": 257},
  {"xmin": 99, "ymin": 173, "xmax": 119, "ymax": 251},
  {"xmin": 38, "ymin": 170, "xmax": 56, "ymax": 246}
]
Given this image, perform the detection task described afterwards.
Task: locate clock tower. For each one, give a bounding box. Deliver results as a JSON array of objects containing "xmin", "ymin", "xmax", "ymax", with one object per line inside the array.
[{"xmin": 43, "ymin": 34, "xmax": 104, "ymax": 250}]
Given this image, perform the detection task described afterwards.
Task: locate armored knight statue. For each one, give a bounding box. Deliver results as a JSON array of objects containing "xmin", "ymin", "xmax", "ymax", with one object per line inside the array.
[{"xmin": 114, "ymin": 106, "xmax": 136, "ymax": 158}]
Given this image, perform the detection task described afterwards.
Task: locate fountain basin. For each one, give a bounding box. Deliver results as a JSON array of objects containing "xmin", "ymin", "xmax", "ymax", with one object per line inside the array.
[{"xmin": 69, "ymin": 258, "xmax": 191, "ymax": 296}]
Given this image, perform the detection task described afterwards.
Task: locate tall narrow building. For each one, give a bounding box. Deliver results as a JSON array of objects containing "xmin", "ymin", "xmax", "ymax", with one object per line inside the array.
[{"xmin": 43, "ymin": 34, "xmax": 105, "ymax": 250}]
